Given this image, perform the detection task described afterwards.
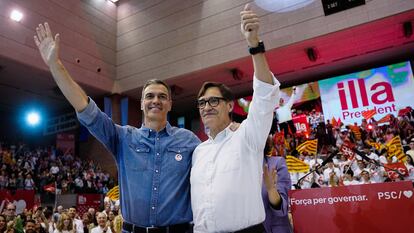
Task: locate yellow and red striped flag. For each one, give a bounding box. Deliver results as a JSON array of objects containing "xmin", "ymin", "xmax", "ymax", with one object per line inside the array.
[
  {"xmin": 285, "ymin": 155, "xmax": 310, "ymax": 173},
  {"xmin": 106, "ymin": 185, "xmax": 119, "ymax": 201},
  {"xmin": 296, "ymin": 139, "xmax": 318, "ymax": 155},
  {"xmin": 367, "ymin": 140, "xmax": 384, "ymax": 152},
  {"xmin": 377, "ymin": 114, "xmax": 391, "ymax": 124},
  {"xmin": 385, "ymin": 136, "xmax": 406, "ymax": 162},
  {"xmin": 362, "ymin": 109, "xmax": 377, "ymax": 120}
]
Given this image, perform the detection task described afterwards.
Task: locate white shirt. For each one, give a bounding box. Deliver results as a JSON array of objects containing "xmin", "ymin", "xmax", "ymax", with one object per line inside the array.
[
  {"xmin": 323, "ymin": 167, "xmax": 341, "ymax": 183},
  {"xmin": 73, "ymin": 218, "xmax": 84, "ymax": 233},
  {"xmin": 275, "ymin": 91, "xmax": 295, "ymax": 123},
  {"xmin": 91, "ymin": 226, "xmax": 112, "ymax": 233},
  {"xmin": 191, "ymin": 76, "xmax": 280, "ymax": 233}
]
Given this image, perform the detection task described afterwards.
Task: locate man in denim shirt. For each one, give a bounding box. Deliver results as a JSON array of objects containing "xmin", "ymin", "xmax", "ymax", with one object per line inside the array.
[{"xmin": 34, "ymin": 23, "xmax": 200, "ymax": 233}]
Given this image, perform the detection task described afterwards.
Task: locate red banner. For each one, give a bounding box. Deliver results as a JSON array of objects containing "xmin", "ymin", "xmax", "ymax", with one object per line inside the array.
[
  {"xmin": 292, "ymin": 114, "xmax": 310, "ymax": 135},
  {"xmin": 384, "ymin": 162, "xmax": 409, "ymax": 180},
  {"xmin": 340, "ymin": 141, "xmax": 355, "ymax": 160},
  {"xmin": 0, "ymin": 190, "xmax": 35, "ymax": 214},
  {"xmin": 77, "ymin": 194, "xmax": 101, "ymax": 216},
  {"xmin": 290, "ymin": 182, "xmax": 414, "ymax": 233}
]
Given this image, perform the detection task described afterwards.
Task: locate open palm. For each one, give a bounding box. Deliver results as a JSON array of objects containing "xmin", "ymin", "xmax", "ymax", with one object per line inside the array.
[{"xmin": 34, "ymin": 22, "xmax": 60, "ymax": 66}]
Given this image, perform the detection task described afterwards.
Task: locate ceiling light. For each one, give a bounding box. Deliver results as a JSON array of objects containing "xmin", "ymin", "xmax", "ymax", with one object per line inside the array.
[
  {"xmin": 109, "ymin": 0, "xmax": 119, "ymax": 3},
  {"xmin": 10, "ymin": 10, "xmax": 23, "ymax": 22}
]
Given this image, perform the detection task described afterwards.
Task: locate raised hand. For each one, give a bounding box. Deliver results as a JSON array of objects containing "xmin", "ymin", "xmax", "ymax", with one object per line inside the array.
[
  {"xmin": 34, "ymin": 22, "xmax": 60, "ymax": 67},
  {"xmin": 263, "ymin": 163, "xmax": 278, "ymax": 192},
  {"xmin": 240, "ymin": 4, "xmax": 260, "ymax": 47}
]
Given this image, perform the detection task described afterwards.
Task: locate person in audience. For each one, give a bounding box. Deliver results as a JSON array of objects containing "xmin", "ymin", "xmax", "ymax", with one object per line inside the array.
[
  {"xmin": 262, "ymin": 137, "xmax": 292, "ymax": 233},
  {"xmin": 24, "ymin": 220, "xmax": 37, "ymax": 233},
  {"xmin": 4, "ymin": 203, "xmax": 23, "ymax": 233},
  {"xmin": 359, "ymin": 170, "xmax": 374, "ymax": 184},
  {"xmin": 54, "ymin": 214, "xmax": 73, "ymax": 233},
  {"xmin": 0, "ymin": 215, "xmax": 7, "ymax": 233},
  {"xmin": 67, "ymin": 208, "xmax": 83, "ymax": 233}
]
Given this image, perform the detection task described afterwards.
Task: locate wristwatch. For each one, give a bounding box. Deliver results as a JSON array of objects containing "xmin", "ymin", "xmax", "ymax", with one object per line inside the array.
[{"xmin": 248, "ymin": 41, "xmax": 265, "ymax": 55}]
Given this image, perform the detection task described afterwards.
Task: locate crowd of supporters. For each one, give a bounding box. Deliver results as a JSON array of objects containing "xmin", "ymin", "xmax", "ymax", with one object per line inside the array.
[
  {"xmin": 268, "ymin": 107, "xmax": 414, "ymax": 189},
  {"xmin": 0, "ymin": 143, "xmax": 116, "ymax": 194},
  {"xmin": 0, "ymin": 200, "xmax": 122, "ymax": 233}
]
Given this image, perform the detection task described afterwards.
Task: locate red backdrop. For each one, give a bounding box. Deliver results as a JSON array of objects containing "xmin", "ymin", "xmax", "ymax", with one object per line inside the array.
[{"xmin": 289, "ymin": 181, "xmax": 414, "ymax": 233}]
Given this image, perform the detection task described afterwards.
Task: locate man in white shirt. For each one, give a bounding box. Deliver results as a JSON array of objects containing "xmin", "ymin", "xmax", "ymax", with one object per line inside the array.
[
  {"xmin": 91, "ymin": 213, "xmax": 112, "ymax": 233},
  {"xmin": 406, "ymin": 138, "xmax": 414, "ymax": 161},
  {"xmin": 323, "ymin": 160, "xmax": 341, "ymax": 184},
  {"xmin": 275, "ymin": 87, "xmax": 296, "ymax": 137},
  {"xmin": 190, "ymin": 4, "xmax": 280, "ymax": 233},
  {"xmin": 68, "ymin": 207, "xmax": 84, "ymax": 233}
]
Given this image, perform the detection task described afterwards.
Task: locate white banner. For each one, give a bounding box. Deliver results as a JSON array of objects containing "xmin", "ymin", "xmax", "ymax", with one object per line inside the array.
[{"xmin": 319, "ymin": 61, "xmax": 414, "ymax": 125}]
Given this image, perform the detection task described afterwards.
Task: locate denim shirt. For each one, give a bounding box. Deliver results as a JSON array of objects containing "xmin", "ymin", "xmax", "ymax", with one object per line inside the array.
[{"xmin": 77, "ymin": 98, "xmax": 200, "ymax": 227}]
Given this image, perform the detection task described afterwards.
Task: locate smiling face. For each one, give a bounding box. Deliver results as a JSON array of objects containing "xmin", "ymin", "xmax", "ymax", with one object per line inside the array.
[
  {"xmin": 96, "ymin": 213, "xmax": 107, "ymax": 227},
  {"xmin": 198, "ymin": 87, "xmax": 233, "ymax": 137},
  {"xmin": 141, "ymin": 84, "xmax": 172, "ymax": 124}
]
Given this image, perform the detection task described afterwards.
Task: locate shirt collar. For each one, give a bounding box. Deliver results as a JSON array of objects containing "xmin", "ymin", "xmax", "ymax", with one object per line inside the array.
[
  {"xmin": 141, "ymin": 122, "xmax": 173, "ymax": 137},
  {"xmin": 208, "ymin": 124, "xmax": 232, "ymax": 142}
]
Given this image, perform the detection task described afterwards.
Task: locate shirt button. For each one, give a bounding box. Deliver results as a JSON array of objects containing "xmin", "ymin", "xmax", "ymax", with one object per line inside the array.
[
  {"xmin": 157, "ymin": 153, "xmax": 160, "ymax": 156},
  {"xmin": 156, "ymin": 138, "xmax": 160, "ymax": 140},
  {"xmin": 155, "ymin": 170, "xmax": 159, "ymax": 173},
  {"xmin": 154, "ymin": 187, "xmax": 157, "ymax": 190},
  {"xmin": 152, "ymin": 206, "xmax": 155, "ymax": 210}
]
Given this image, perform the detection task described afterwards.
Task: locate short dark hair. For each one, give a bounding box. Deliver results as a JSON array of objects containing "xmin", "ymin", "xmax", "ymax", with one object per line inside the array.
[
  {"xmin": 25, "ymin": 219, "xmax": 36, "ymax": 226},
  {"xmin": 142, "ymin": 79, "xmax": 171, "ymax": 99},
  {"xmin": 197, "ymin": 82, "xmax": 234, "ymax": 101}
]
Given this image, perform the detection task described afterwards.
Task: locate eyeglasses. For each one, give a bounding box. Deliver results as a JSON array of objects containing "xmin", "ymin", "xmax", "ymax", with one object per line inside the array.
[
  {"xmin": 197, "ymin": 97, "xmax": 226, "ymax": 109},
  {"xmin": 7, "ymin": 209, "xmax": 15, "ymax": 211}
]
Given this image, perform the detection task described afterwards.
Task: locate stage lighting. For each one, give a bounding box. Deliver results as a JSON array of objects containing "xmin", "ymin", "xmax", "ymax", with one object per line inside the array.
[
  {"xmin": 10, "ymin": 10, "xmax": 23, "ymax": 22},
  {"xmin": 27, "ymin": 112, "xmax": 40, "ymax": 126},
  {"xmin": 367, "ymin": 124, "xmax": 373, "ymax": 130},
  {"xmin": 255, "ymin": 0, "xmax": 315, "ymax": 12}
]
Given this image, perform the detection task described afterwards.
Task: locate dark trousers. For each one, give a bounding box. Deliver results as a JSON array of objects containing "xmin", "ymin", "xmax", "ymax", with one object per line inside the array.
[
  {"xmin": 234, "ymin": 223, "xmax": 265, "ymax": 233},
  {"xmin": 279, "ymin": 120, "xmax": 296, "ymax": 137}
]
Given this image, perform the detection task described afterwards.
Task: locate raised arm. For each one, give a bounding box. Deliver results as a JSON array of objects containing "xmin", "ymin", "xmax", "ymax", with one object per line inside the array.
[
  {"xmin": 240, "ymin": 4, "xmax": 273, "ymax": 85},
  {"xmin": 34, "ymin": 22, "xmax": 88, "ymax": 112}
]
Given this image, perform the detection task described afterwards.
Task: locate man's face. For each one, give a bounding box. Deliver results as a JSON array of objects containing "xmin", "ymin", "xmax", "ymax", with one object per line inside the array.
[
  {"xmin": 25, "ymin": 222, "xmax": 36, "ymax": 233},
  {"xmin": 410, "ymin": 142, "xmax": 414, "ymax": 150},
  {"xmin": 198, "ymin": 87, "xmax": 233, "ymax": 133},
  {"xmin": 361, "ymin": 171, "xmax": 369, "ymax": 180},
  {"xmin": 141, "ymin": 84, "xmax": 172, "ymax": 123},
  {"xmin": 68, "ymin": 208, "xmax": 76, "ymax": 219},
  {"xmin": 96, "ymin": 213, "xmax": 107, "ymax": 227},
  {"xmin": 5, "ymin": 204, "xmax": 16, "ymax": 218}
]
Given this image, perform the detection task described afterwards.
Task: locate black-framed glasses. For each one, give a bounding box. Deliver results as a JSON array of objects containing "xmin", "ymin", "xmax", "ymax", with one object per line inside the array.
[{"xmin": 197, "ymin": 97, "xmax": 226, "ymax": 109}]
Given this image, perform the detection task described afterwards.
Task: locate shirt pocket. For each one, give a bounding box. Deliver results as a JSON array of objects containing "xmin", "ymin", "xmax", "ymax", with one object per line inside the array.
[
  {"xmin": 127, "ymin": 143, "xmax": 150, "ymax": 171},
  {"xmin": 166, "ymin": 147, "xmax": 191, "ymax": 175}
]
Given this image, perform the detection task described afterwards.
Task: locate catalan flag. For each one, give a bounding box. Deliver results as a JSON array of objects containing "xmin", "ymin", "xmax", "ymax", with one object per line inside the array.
[
  {"xmin": 285, "ymin": 155, "xmax": 310, "ymax": 173},
  {"xmin": 362, "ymin": 109, "xmax": 377, "ymax": 120},
  {"xmin": 106, "ymin": 185, "xmax": 119, "ymax": 201},
  {"xmin": 296, "ymin": 139, "xmax": 318, "ymax": 155},
  {"xmin": 377, "ymin": 114, "xmax": 391, "ymax": 124},
  {"xmin": 385, "ymin": 136, "xmax": 406, "ymax": 162},
  {"xmin": 367, "ymin": 140, "xmax": 384, "ymax": 152}
]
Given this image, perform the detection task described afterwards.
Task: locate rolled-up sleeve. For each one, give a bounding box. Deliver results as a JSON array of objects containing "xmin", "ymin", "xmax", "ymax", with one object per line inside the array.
[{"xmin": 76, "ymin": 97, "xmax": 99, "ymax": 126}]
